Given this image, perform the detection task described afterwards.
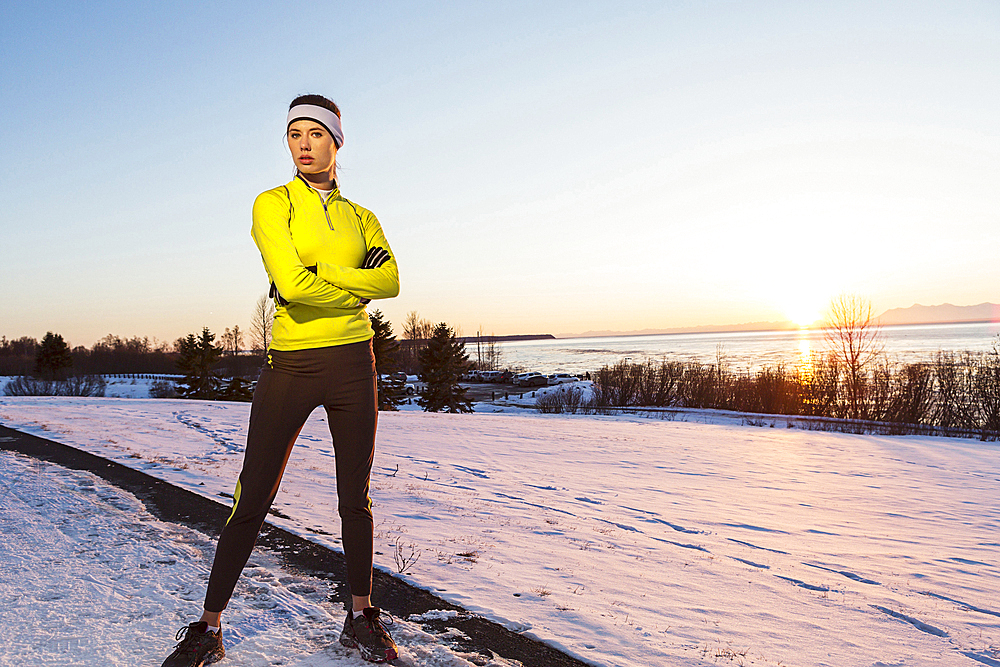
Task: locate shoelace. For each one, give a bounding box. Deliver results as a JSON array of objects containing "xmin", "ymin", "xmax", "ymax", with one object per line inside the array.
[
  {"xmin": 363, "ymin": 610, "xmax": 396, "ymax": 640},
  {"xmin": 172, "ymin": 624, "xmax": 208, "ymax": 655}
]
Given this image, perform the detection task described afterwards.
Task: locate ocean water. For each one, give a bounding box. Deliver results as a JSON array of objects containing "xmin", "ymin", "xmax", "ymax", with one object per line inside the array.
[{"xmin": 495, "ymin": 321, "xmax": 1000, "ymax": 375}]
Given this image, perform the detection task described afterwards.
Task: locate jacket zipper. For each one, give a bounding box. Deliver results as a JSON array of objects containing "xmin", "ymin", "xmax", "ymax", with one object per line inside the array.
[
  {"xmin": 322, "ymin": 198, "xmax": 334, "ymax": 231},
  {"xmin": 298, "ymin": 175, "xmax": 335, "ymax": 231}
]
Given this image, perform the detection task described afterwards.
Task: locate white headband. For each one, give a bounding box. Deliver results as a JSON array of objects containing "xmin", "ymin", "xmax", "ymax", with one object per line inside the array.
[{"xmin": 287, "ymin": 104, "xmax": 344, "ymax": 148}]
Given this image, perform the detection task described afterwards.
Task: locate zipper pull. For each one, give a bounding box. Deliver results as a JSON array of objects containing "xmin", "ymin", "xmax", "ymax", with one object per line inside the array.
[{"xmin": 323, "ymin": 202, "xmax": 334, "ymax": 231}]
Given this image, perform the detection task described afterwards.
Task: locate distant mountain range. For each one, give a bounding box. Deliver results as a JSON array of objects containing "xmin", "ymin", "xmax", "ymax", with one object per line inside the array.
[
  {"xmin": 558, "ymin": 303, "xmax": 1000, "ymax": 339},
  {"xmin": 875, "ymin": 302, "xmax": 1000, "ymax": 326},
  {"xmin": 559, "ymin": 321, "xmax": 802, "ymax": 339}
]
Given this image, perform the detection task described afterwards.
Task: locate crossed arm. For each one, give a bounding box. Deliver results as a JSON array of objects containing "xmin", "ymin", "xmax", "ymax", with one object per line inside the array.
[{"xmin": 252, "ymin": 191, "xmax": 399, "ymax": 308}]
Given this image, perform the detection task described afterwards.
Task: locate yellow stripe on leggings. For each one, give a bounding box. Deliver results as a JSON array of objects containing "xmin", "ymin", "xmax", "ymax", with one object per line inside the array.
[{"xmin": 226, "ymin": 479, "xmax": 242, "ymax": 525}]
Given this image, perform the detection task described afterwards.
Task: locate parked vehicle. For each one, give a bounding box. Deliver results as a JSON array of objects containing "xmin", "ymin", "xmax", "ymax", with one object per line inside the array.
[
  {"xmin": 511, "ymin": 372, "xmax": 534, "ymax": 386},
  {"xmin": 547, "ymin": 373, "xmax": 579, "ymax": 385},
  {"xmin": 480, "ymin": 370, "xmax": 503, "ymax": 382},
  {"xmin": 379, "ymin": 373, "xmax": 416, "ymax": 396},
  {"xmin": 519, "ymin": 373, "xmax": 548, "ymax": 387}
]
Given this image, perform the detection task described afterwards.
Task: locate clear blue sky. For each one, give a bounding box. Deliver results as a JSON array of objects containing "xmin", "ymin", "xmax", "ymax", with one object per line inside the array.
[{"xmin": 2, "ymin": 1, "xmax": 998, "ymax": 346}]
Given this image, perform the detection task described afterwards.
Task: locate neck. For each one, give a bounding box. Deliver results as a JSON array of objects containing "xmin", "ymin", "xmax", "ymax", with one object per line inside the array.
[{"xmin": 297, "ymin": 170, "xmax": 336, "ymax": 191}]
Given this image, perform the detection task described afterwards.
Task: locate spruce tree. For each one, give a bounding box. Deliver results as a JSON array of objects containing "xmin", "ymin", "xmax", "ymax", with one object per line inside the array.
[
  {"xmin": 35, "ymin": 332, "xmax": 73, "ymax": 381},
  {"xmin": 417, "ymin": 323, "xmax": 473, "ymax": 413},
  {"xmin": 175, "ymin": 327, "xmax": 223, "ymax": 399},
  {"xmin": 370, "ymin": 309, "xmax": 404, "ymax": 410}
]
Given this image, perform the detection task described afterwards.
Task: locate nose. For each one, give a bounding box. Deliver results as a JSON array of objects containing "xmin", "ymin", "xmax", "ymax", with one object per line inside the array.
[{"xmin": 298, "ymin": 135, "xmax": 311, "ymax": 151}]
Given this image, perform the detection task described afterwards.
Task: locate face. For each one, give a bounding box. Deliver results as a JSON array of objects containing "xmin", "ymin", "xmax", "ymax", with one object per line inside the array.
[{"xmin": 287, "ymin": 120, "xmax": 337, "ymax": 178}]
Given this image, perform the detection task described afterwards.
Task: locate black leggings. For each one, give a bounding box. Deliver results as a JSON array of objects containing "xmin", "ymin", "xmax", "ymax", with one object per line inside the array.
[{"xmin": 204, "ymin": 340, "xmax": 378, "ymax": 612}]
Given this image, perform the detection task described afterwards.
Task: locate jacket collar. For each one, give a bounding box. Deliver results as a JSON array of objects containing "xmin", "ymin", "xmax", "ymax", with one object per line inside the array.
[{"xmin": 291, "ymin": 173, "xmax": 340, "ymax": 200}]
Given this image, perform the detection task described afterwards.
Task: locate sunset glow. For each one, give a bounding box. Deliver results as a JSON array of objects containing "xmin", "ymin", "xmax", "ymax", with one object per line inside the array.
[
  {"xmin": 1, "ymin": 4, "xmax": 998, "ymax": 345},
  {"xmin": 788, "ymin": 305, "xmax": 824, "ymax": 329}
]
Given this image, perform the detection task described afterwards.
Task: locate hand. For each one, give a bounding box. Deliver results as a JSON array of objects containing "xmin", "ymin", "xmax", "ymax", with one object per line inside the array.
[
  {"xmin": 362, "ymin": 247, "xmax": 390, "ymax": 269},
  {"xmin": 269, "ymin": 281, "xmax": 289, "ymax": 306}
]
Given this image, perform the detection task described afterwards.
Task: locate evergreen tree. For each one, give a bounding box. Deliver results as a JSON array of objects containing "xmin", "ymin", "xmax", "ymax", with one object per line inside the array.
[
  {"xmin": 175, "ymin": 327, "xmax": 223, "ymax": 399},
  {"xmin": 35, "ymin": 332, "xmax": 73, "ymax": 380},
  {"xmin": 418, "ymin": 323, "xmax": 473, "ymax": 413}
]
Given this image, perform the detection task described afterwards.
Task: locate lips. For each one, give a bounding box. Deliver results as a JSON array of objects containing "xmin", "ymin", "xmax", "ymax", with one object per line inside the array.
[{"xmin": 299, "ymin": 156, "xmax": 314, "ymax": 164}]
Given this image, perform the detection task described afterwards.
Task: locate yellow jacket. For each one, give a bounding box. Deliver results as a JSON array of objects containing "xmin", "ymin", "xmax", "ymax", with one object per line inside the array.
[{"xmin": 251, "ymin": 175, "xmax": 399, "ymax": 351}]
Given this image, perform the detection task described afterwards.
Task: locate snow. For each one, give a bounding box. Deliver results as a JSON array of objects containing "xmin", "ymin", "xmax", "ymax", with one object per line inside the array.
[
  {"xmin": 102, "ymin": 375, "xmax": 174, "ymax": 399},
  {"xmin": 1, "ymin": 397, "xmax": 998, "ymax": 666},
  {"xmin": 0, "ymin": 449, "xmax": 515, "ymax": 667}
]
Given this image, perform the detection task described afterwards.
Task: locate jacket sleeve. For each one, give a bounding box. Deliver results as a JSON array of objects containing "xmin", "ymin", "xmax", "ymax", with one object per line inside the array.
[
  {"xmin": 251, "ymin": 190, "xmax": 361, "ymax": 309},
  {"xmin": 316, "ymin": 209, "xmax": 400, "ymax": 300}
]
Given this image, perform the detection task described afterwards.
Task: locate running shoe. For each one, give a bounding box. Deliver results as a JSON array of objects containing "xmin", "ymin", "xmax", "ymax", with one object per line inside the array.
[
  {"xmin": 161, "ymin": 621, "xmax": 225, "ymax": 667},
  {"xmin": 340, "ymin": 607, "xmax": 399, "ymax": 662}
]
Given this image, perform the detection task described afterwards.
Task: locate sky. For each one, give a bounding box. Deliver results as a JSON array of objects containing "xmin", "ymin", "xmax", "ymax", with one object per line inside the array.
[{"xmin": 1, "ymin": 1, "xmax": 998, "ymax": 347}]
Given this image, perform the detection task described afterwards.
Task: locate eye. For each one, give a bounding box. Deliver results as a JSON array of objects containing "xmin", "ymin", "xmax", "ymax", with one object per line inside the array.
[{"xmin": 311, "ymin": 131, "xmax": 325, "ymax": 139}]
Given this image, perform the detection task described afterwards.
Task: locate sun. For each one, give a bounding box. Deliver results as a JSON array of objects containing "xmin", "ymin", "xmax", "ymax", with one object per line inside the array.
[{"xmin": 784, "ymin": 298, "xmax": 825, "ymax": 328}]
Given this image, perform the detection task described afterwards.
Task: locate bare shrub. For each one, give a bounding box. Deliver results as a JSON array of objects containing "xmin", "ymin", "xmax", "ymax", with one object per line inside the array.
[
  {"xmin": 149, "ymin": 380, "xmax": 178, "ymax": 398},
  {"xmin": 4, "ymin": 376, "xmax": 56, "ymax": 396},
  {"xmin": 394, "ymin": 536, "xmax": 421, "ymax": 574},
  {"xmin": 637, "ymin": 361, "xmax": 683, "ymax": 407},
  {"xmin": 934, "ymin": 351, "xmax": 974, "ymax": 429},
  {"xmin": 799, "ymin": 354, "xmax": 841, "ymax": 417},
  {"xmin": 535, "ymin": 386, "xmax": 592, "ymax": 414},
  {"xmin": 731, "ymin": 366, "xmax": 803, "ymax": 415},
  {"xmin": 4, "ymin": 375, "xmax": 106, "ymax": 397},
  {"xmin": 585, "ymin": 343, "xmax": 1000, "ymax": 440},
  {"xmin": 883, "ymin": 362, "xmax": 935, "ymax": 426},
  {"xmin": 678, "ymin": 363, "xmax": 723, "ymax": 409},
  {"xmin": 824, "ymin": 294, "xmax": 884, "ymax": 419},
  {"xmin": 973, "ymin": 349, "xmax": 1000, "ymax": 439},
  {"xmin": 62, "ymin": 375, "xmax": 107, "ymax": 397}
]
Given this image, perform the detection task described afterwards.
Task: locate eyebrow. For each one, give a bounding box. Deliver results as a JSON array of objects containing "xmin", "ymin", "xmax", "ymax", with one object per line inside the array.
[{"xmin": 287, "ymin": 122, "xmax": 328, "ymax": 134}]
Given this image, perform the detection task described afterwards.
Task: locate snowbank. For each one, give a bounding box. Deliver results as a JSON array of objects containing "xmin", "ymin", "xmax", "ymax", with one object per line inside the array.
[{"xmin": 1, "ymin": 397, "xmax": 998, "ymax": 666}]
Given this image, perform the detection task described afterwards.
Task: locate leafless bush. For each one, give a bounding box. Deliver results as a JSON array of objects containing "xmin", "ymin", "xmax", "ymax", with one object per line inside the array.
[
  {"xmin": 934, "ymin": 351, "xmax": 974, "ymax": 429},
  {"xmin": 62, "ymin": 375, "xmax": 107, "ymax": 397},
  {"xmin": 535, "ymin": 386, "xmax": 593, "ymax": 414},
  {"xmin": 824, "ymin": 294, "xmax": 884, "ymax": 419},
  {"xmin": 731, "ymin": 366, "xmax": 803, "ymax": 415},
  {"xmin": 589, "ymin": 350, "xmax": 1000, "ymax": 440},
  {"xmin": 973, "ymin": 349, "xmax": 1000, "ymax": 438},
  {"xmin": 149, "ymin": 379, "xmax": 179, "ymax": 398},
  {"xmin": 677, "ymin": 363, "xmax": 724, "ymax": 409},
  {"xmin": 882, "ymin": 363, "xmax": 935, "ymax": 427},
  {"xmin": 4, "ymin": 375, "xmax": 106, "ymax": 397},
  {"xmin": 799, "ymin": 354, "xmax": 841, "ymax": 417},
  {"xmin": 394, "ymin": 536, "xmax": 421, "ymax": 574}
]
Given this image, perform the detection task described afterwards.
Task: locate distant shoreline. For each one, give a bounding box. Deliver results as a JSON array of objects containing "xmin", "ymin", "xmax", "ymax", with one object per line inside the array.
[
  {"xmin": 459, "ymin": 311, "xmax": 999, "ymax": 343},
  {"xmin": 552, "ymin": 319, "xmax": 999, "ymax": 341},
  {"xmin": 456, "ymin": 334, "xmax": 556, "ymax": 343}
]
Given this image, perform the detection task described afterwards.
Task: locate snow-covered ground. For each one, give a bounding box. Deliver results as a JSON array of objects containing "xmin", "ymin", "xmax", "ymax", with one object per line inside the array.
[
  {"xmin": 1, "ymin": 397, "xmax": 998, "ymax": 667},
  {"xmin": 0, "ymin": 449, "xmax": 515, "ymax": 667}
]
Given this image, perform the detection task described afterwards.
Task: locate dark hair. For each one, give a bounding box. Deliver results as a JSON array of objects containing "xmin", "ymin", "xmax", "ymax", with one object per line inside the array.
[{"xmin": 289, "ymin": 94, "xmax": 341, "ymax": 118}]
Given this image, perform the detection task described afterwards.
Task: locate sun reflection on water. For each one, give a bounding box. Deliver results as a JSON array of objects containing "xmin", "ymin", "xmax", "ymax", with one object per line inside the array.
[{"xmin": 796, "ymin": 332, "xmax": 815, "ymax": 382}]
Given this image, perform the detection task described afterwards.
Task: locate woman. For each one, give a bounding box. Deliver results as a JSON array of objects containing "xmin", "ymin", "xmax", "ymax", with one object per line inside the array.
[{"xmin": 162, "ymin": 94, "xmax": 400, "ymax": 666}]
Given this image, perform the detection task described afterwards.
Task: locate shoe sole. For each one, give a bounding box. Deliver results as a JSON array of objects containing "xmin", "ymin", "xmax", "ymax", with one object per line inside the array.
[
  {"xmin": 340, "ymin": 631, "xmax": 398, "ymax": 663},
  {"xmin": 204, "ymin": 647, "xmax": 226, "ymax": 666}
]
